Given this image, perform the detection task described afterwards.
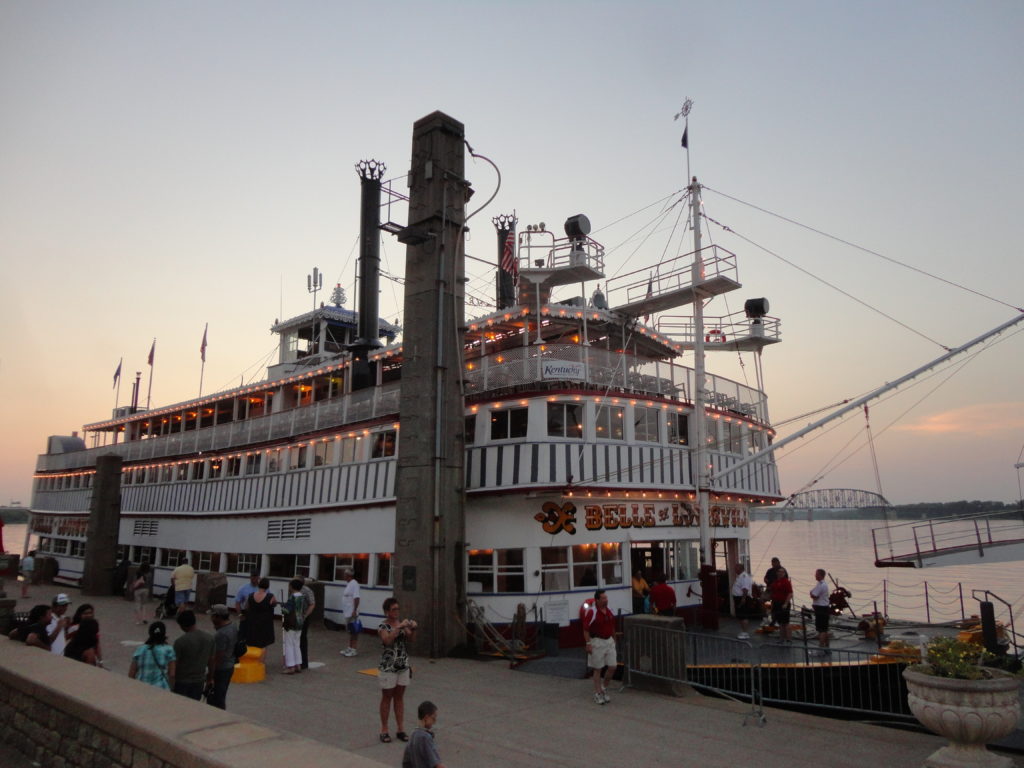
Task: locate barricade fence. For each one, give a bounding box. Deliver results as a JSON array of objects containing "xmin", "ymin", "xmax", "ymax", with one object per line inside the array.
[{"xmin": 621, "ymin": 618, "xmax": 914, "ymax": 725}]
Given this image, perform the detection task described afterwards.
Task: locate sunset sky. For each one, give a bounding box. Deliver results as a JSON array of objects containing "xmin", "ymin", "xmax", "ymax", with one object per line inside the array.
[{"xmin": 2, "ymin": 1, "xmax": 1022, "ymax": 507}]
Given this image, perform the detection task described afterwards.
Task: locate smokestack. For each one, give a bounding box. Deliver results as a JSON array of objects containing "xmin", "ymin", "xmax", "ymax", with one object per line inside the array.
[
  {"xmin": 351, "ymin": 159, "xmax": 386, "ymax": 390},
  {"xmin": 493, "ymin": 213, "xmax": 517, "ymax": 309}
]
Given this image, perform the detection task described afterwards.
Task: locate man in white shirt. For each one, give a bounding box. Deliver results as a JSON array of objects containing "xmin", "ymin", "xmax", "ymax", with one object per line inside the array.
[
  {"xmin": 47, "ymin": 593, "xmax": 72, "ymax": 656},
  {"xmin": 809, "ymin": 568, "xmax": 831, "ymax": 650},
  {"xmin": 340, "ymin": 568, "xmax": 361, "ymax": 657},
  {"xmin": 730, "ymin": 562, "xmax": 754, "ymax": 640}
]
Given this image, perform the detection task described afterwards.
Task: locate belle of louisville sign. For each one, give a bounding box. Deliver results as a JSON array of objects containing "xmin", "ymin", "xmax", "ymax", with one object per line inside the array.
[{"xmin": 534, "ymin": 500, "xmax": 749, "ymax": 535}]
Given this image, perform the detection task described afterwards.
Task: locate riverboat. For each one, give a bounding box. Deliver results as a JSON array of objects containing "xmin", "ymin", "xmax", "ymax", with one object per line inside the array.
[{"xmin": 27, "ymin": 124, "xmax": 786, "ymax": 639}]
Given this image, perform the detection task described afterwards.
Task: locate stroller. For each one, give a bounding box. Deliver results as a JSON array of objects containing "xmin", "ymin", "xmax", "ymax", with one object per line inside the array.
[{"xmin": 154, "ymin": 587, "xmax": 178, "ymax": 621}]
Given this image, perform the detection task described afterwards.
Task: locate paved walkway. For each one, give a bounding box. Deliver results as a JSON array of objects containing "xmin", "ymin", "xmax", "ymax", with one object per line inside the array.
[{"xmin": 5, "ymin": 587, "xmax": 1021, "ymax": 767}]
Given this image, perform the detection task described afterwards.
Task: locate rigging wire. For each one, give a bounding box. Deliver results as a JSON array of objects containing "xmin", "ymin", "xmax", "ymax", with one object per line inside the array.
[
  {"xmin": 702, "ymin": 185, "xmax": 1024, "ymax": 314},
  {"xmin": 701, "ymin": 212, "xmax": 950, "ymax": 351}
]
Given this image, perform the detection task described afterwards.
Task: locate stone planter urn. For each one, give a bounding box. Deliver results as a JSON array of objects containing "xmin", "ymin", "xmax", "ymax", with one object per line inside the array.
[{"xmin": 903, "ymin": 667, "xmax": 1020, "ymax": 768}]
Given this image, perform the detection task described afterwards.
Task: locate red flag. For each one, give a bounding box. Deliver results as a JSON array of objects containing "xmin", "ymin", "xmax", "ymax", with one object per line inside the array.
[
  {"xmin": 112, "ymin": 359, "xmax": 122, "ymax": 388},
  {"xmin": 147, "ymin": 340, "xmax": 155, "ymax": 367},
  {"xmin": 200, "ymin": 324, "xmax": 208, "ymax": 363},
  {"xmin": 500, "ymin": 229, "xmax": 517, "ymax": 281}
]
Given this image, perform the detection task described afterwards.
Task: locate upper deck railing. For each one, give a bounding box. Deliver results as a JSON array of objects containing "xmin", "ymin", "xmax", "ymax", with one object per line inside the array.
[
  {"xmin": 464, "ymin": 343, "xmax": 767, "ymax": 421},
  {"xmin": 37, "ymin": 384, "xmax": 402, "ymax": 473}
]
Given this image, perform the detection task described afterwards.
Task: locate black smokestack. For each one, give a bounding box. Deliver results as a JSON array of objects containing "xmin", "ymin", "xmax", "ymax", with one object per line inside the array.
[
  {"xmin": 493, "ymin": 213, "xmax": 517, "ymax": 309},
  {"xmin": 352, "ymin": 159, "xmax": 386, "ymax": 390}
]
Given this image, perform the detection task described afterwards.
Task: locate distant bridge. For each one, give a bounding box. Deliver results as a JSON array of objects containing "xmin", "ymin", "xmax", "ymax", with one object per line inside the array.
[{"xmin": 752, "ymin": 488, "xmax": 890, "ymax": 521}]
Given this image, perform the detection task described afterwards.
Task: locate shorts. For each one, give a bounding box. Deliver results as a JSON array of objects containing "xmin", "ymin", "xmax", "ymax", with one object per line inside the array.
[
  {"xmin": 347, "ymin": 618, "xmax": 362, "ymax": 635},
  {"xmin": 378, "ymin": 668, "xmax": 411, "ymax": 689},
  {"xmin": 175, "ymin": 589, "xmax": 192, "ymax": 606},
  {"xmin": 733, "ymin": 595, "xmax": 759, "ymax": 619},
  {"xmin": 770, "ymin": 601, "xmax": 791, "ymax": 626},
  {"xmin": 813, "ymin": 605, "xmax": 830, "ymax": 633},
  {"xmin": 587, "ymin": 636, "xmax": 617, "ymax": 670}
]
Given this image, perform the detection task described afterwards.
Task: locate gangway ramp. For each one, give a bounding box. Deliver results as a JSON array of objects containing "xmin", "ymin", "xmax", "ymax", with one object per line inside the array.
[{"xmin": 873, "ymin": 509, "xmax": 1024, "ymax": 567}]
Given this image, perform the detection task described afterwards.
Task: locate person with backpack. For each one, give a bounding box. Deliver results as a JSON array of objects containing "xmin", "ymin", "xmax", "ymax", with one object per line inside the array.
[
  {"xmin": 581, "ymin": 589, "xmax": 617, "ymax": 705},
  {"xmin": 280, "ymin": 579, "xmax": 307, "ymax": 675}
]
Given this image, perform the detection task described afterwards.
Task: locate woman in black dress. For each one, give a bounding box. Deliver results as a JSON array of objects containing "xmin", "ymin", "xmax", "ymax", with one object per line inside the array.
[{"xmin": 243, "ymin": 577, "xmax": 277, "ymax": 662}]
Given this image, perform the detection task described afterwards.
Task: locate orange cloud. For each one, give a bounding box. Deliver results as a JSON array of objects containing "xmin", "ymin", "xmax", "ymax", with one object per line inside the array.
[{"xmin": 895, "ymin": 402, "xmax": 1024, "ymax": 435}]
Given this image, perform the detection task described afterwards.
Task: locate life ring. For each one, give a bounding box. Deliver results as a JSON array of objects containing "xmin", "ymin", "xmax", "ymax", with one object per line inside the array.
[{"xmin": 705, "ymin": 329, "xmax": 726, "ymax": 343}]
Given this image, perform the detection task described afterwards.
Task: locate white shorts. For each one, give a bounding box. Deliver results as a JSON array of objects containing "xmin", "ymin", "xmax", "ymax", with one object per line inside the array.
[
  {"xmin": 587, "ymin": 636, "xmax": 617, "ymax": 669},
  {"xmin": 378, "ymin": 668, "xmax": 411, "ymax": 689}
]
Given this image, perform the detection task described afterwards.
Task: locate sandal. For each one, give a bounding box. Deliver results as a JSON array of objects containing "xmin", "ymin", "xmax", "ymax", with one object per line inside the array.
[
  {"xmin": 396, "ymin": 732, "xmax": 409, "ymax": 742},
  {"xmin": 379, "ymin": 733, "xmax": 391, "ymax": 743}
]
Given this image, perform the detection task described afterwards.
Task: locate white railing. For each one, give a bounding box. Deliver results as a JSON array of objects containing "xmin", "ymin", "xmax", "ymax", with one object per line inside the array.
[
  {"xmin": 463, "ymin": 343, "xmax": 768, "ymax": 421},
  {"xmin": 37, "ymin": 384, "xmax": 401, "ymax": 473}
]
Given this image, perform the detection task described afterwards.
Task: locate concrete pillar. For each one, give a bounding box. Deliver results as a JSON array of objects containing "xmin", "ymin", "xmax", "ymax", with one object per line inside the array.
[
  {"xmin": 393, "ymin": 112, "xmax": 469, "ymax": 657},
  {"xmin": 81, "ymin": 454, "xmax": 123, "ymax": 596}
]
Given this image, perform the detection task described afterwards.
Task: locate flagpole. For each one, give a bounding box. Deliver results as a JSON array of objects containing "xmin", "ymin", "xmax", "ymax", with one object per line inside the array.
[
  {"xmin": 199, "ymin": 323, "xmax": 208, "ymax": 397},
  {"xmin": 114, "ymin": 357, "xmax": 122, "ymax": 410},
  {"xmin": 146, "ymin": 339, "xmax": 155, "ymax": 411}
]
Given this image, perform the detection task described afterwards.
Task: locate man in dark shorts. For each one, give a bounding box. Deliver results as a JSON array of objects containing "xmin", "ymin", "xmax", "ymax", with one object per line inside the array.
[{"xmin": 809, "ymin": 568, "xmax": 831, "ymax": 650}]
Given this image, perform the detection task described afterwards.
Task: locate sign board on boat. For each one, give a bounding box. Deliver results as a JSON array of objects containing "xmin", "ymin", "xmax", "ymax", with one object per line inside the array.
[{"xmin": 541, "ymin": 361, "xmax": 586, "ymax": 381}]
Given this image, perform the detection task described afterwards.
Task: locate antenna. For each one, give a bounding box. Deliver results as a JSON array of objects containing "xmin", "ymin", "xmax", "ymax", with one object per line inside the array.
[{"xmin": 307, "ymin": 267, "xmax": 323, "ymax": 310}]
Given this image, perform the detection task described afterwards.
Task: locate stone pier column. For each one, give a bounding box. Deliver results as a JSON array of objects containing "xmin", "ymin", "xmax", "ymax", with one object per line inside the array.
[{"xmin": 81, "ymin": 454, "xmax": 122, "ymax": 595}]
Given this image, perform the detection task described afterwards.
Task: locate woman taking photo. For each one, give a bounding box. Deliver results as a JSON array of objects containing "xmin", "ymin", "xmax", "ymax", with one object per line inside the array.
[
  {"xmin": 377, "ymin": 597, "xmax": 416, "ymax": 743},
  {"xmin": 129, "ymin": 621, "xmax": 176, "ymax": 690}
]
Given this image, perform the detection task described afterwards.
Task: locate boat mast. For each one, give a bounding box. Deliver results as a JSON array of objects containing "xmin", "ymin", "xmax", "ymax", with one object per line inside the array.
[{"xmin": 690, "ymin": 176, "xmax": 712, "ymax": 568}]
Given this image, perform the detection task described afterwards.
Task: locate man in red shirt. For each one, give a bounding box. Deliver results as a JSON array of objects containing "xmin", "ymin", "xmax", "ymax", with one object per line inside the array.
[
  {"xmin": 649, "ymin": 575, "xmax": 676, "ymax": 616},
  {"xmin": 582, "ymin": 589, "xmax": 617, "ymax": 704}
]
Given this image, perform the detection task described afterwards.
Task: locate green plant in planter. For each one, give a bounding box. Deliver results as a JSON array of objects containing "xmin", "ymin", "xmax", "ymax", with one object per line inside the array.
[{"xmin": 913, "ymin": 636, "xmax": 995, "ymax": 680}]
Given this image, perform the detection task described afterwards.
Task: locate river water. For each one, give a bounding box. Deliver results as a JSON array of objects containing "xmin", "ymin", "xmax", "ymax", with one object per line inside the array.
[
  {"xmin": 5, "ymin": 520, "xmax": 1021, "ymax": 625},
  {"xmin": 751, "ymin": 519, "xmax": 1024, "ymax": 625}
]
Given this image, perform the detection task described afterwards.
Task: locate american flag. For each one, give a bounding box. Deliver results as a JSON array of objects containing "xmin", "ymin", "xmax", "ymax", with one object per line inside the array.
[
  {"xmin": 500, "ymin": 229, "xmax": 517, "ymax": 282},
  {"xmin": 147, "ymin": 340, "xmax": 155, "ymax": 367},
  {"xmin": 200, "ymin": 324, "xmax": 208, "ymax": 363}
]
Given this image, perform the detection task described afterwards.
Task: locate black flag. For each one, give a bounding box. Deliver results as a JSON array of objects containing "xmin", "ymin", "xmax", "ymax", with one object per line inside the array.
[{"xmin": 681, "ymin": 125, "xmax": 688, "ymax": 148}]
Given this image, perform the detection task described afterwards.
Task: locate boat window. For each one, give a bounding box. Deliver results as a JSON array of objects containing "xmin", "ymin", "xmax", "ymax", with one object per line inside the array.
[
  {"xmin": 667, "ymin": 412, "xmax": 689, "ymax": 445},
  {"xmin": 191, "ymin": 550, "xmax": 216, "ymax": 570},
  {"xmin": 160, "ymin": 465, "xmax": 173, "ymax": 483},
  {"xmin": 245, "ymin": 453, "xmax": 262, "ymax": 475},
  {"xmin": 466, "ymin": 548, "xmax": 525, "ymax": 594},
  {"xmin": 595, "ymin": 405, "xmax": 624, "ymax": 440},
  {"xmin": 70, "ymin": 540, "xmax": 86, "ymax": 558},
  {"xmin": 162, "ymin": 548, "xmax": 187, "ymax": 567},
  {"xmin": 176, "ymin": 463, "xmax": 189, "ymax": 481},
  {"xmin": 633, "ymin": 406, "xmax": 660, "ymax": 442},
  {"xmin": 266, "ymin": 449, "xmax": 281, "ymax": 473},
  {"xmin": 226, "ymin": 552, "xmax": 261, "ymax": 575},
  {"xmin": 747, "ymin": 429, "xmax": 762, "ymax": 455},
  {"xmin": 464, "ymin": 414, "xmax": 477, "ymax": 445},
  {"xmin": 318, "ymin": 553, "xmax": 369, "ymax": 584},
  {"xmin": 267, "ymin": 553, "xmax": 311, "ymax": 579},
  {"xmin": 600, "ymin": 542, "xmax": 623, "ymax": 585},
  {"xmin": 339, "ymin": 436, "xmax": 359, "ymax": 463},
  {"xmin": 132, "ymin": 545, "xmax": 156, "ymax": 564},
  {"xmin": 313, "ymin": 440, "xmax": 334, "ymax": 466},
  {"xmin": 490, "ymin": 407, "xmax": 528, "ymax": 440},
  {"xmin": 375, "ymin": 553, "xmax": 393, "ymax": 587},
  {"xmin": 706, "ymin": 420, "xmax": 720, "ymax": 451},
  {"xmin": 547, "ymin": 402, "xmax": 583, "ymax": 439},
  {"xmin": 725, "ymin": 421, "xmax": 744, "ymax": 454},
  {"xmin": 226, "ymin": 456, "xmax": 242, "ymax": 477},
  {"xmin": 192, "ymin": 460, "xmax": 206, "ymax": 480},
  {"xmin": 540, "ymin": 547, "xmax": 570, "ymax": 591},
  {"xmin": 371, "ymin": 430, "xmax": 397, "ymax": 458},
  {"xmin": 572, "ymin": 544, "xmax": 599, "ymax": 587},
  {"xmin": 289, "ymin": 445, "xmax": 307, "ymax": 471},
  {"xmin": 200, "ymin": 406, "xmax": 216, "ymax": 429},
  {"xmin": 209, "ymin": 459, "xmax": 223, "ymax": 479}
]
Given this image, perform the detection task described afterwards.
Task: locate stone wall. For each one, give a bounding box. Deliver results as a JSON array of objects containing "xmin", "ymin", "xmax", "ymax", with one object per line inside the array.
[{"xmin": 0, "ymin": 637, "xmax": 387, "ymax": 768}]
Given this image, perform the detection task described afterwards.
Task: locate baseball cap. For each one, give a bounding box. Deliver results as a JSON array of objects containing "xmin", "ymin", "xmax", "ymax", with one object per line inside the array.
[
  {"xmin": 207, "ymin": 604, "xmax": 231, "ymax": 618},
  {"xmin": 53, "ymin": 593, "xmax": 72, "ymax": 606}
]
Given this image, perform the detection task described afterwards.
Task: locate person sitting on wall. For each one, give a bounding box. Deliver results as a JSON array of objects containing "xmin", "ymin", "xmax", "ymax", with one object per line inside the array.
[{"xmin": 9, "ymin": 604, "xmax": 53, "ymax": 650}]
